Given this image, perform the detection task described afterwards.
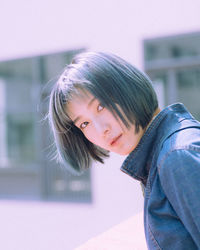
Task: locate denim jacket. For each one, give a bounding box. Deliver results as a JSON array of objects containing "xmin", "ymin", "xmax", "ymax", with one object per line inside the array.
[{"xmin": 121, "ymin": 103, "xmax": 200, "ymax": 250}]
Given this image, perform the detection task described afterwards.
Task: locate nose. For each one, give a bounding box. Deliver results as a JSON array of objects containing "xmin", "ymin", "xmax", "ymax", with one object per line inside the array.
[{"xmin": 94, "ymin": 119, "xmax": 110, "ymax": 136}]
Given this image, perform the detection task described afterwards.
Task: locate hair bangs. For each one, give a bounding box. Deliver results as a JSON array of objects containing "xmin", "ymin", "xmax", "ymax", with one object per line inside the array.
[{"xmin": 71, "ymin": 51, "xmax": 158, "ymax": 131}]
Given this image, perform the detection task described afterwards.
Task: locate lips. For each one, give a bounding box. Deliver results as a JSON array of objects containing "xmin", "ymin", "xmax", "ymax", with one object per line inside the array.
[{"xmin": 110, "ymin": 134, "xmax": 122, "ymax": 146}]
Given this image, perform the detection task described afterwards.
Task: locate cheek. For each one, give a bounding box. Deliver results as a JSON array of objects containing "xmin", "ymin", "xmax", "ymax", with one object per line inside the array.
[{"xmin": 83, "ymin": 127, "xmax": 98, "ymax": 144}]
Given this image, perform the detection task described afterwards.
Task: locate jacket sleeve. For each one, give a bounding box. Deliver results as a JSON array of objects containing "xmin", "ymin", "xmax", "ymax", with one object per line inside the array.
[{"xmin": 158, "ymin": 148, "xmax": 200, "ymax": 245}]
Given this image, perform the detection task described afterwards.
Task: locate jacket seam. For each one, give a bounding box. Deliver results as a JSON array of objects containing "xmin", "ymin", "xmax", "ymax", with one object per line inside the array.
[{"xmin": 148, "ymin": 223, "xmax": 162, "ymax": 250}]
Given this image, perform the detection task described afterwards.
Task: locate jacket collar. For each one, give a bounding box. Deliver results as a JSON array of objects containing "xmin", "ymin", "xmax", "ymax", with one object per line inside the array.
[{"xmin": 120, "ymin": 103, "xmax": 195, "ymax": 184}]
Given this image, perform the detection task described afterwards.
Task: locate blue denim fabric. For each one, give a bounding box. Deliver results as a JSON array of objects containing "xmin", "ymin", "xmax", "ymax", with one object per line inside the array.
[{"xmin": 121, "ymin": 103, "xmax": 200, "ymax": 250}]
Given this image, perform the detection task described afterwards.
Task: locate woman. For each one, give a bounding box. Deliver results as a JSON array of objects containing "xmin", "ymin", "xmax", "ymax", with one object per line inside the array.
[{"xmin": 49, "ymin": 51, "xmax": 200, "ymax": 249}]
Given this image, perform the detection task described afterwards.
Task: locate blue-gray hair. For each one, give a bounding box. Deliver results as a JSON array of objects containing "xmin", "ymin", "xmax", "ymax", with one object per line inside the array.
[{"xmin": 49, "ymin": 51, "xmax": 158, "ymax": 174}]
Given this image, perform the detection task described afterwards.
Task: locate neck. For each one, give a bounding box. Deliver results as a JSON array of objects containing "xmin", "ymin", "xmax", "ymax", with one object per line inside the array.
[
  {"xmin": 145, "ymin": 107, "xmax": 161, "ymax": 131},
  {"xmin": 153, "ymin": 107, "xmax": 161, "ymax": 117}
]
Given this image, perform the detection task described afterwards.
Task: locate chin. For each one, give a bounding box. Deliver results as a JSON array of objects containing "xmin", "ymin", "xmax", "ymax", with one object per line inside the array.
[
  {"xmin": 114, "ymin": 149, "xmax": 130, "ymax": 156},
  {"xmin": 118, "ymin": 145, "xmax": 136, "ymax": 155},
  {"xmin": 119, "ymin": 152, "xmax": 130, "ymax": 156}
]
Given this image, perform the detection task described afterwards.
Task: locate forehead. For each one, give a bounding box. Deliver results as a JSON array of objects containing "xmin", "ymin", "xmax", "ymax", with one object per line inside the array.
[
  {"xmin": 66, "ymin": 90, "xmax": 95, "ymax": 118},
  {"xmin": 68, "ymin": 89, "xmax": 93, "ymax": 105}
]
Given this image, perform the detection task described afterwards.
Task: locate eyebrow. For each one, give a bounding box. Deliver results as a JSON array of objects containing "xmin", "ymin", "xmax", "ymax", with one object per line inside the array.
[{"xmin": 72, "ymin": 97, "xmax": 96, "ymax": 125}]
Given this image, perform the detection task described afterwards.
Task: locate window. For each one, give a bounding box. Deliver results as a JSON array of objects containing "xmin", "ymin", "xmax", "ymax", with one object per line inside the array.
[
  {"xmin": 0, "ymin": 49, "xmax": 92, "ymax": 202},
  {"xmin": 143, "ymin": 31, "xmax": 200, "ymax": 121}
]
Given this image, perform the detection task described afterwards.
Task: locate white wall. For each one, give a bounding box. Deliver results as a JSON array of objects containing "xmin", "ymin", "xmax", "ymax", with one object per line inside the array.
[
  {"xmin": 1, "ymin": 0, "xmax": 200, "ymax": 68},
  {"xmin": 92, "ymin": 153, "xmax": 144, "ymax": 218}
]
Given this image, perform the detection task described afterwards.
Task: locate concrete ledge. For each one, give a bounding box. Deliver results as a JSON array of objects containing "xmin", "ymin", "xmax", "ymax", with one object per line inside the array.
[{"xmin": 75, "ymin": 212, "xmax": 147, "ymax": 250}]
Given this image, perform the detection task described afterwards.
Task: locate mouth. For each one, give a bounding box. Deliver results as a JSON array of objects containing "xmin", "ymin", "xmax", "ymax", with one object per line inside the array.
[{"xmin": 110, "ymin": 134, "xmax": 122, "ymax": 146}]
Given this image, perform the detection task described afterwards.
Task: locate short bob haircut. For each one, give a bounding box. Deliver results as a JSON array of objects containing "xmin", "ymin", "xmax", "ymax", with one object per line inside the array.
[{"xmin": 49, "ymin": 51, "xmax": 158, "ymax": 175}]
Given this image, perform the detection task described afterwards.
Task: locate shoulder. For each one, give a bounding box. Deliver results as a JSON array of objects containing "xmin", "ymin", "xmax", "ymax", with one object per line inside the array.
[
  {"xmin": 157, "ymin": 125, "xmax": 200, "ymax": 178},
  {"xmin": 157, "ymin": 148, "xmax": 200, "ymax": 197}
]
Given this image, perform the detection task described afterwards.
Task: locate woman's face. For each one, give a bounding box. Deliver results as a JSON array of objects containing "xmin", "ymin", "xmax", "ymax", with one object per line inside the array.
[{"xmin": 66, "ymin": 91, "xmax": 145, "ymax": 155}]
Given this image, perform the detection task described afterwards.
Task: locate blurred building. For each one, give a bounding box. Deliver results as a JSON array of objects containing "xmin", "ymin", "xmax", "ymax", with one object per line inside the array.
[
  {"xmin": 0, "ymin": 48, "xmax": 93, "ymax": 202},
  {"xmin": 0, "ymin": 31, "xmax": 200, "ymax": 203},
  {"xmin": 144, "ymin": 32, "xmax": 200, "ymax": 120}
]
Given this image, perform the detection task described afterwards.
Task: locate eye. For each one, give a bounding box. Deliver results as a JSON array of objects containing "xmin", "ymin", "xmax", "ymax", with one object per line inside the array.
[
  {"xmin": 80, "ymin": 121, "xmax": 89, "ymax": 129},
  {"xmin": 97, "ymin": 103, "xmax": 104, "ymax": 112}
]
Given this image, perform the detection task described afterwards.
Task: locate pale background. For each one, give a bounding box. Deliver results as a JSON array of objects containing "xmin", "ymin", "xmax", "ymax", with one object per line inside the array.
[{"xmin": 0, "ymin": 0, "xmax": 200, "ymax": 249}]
